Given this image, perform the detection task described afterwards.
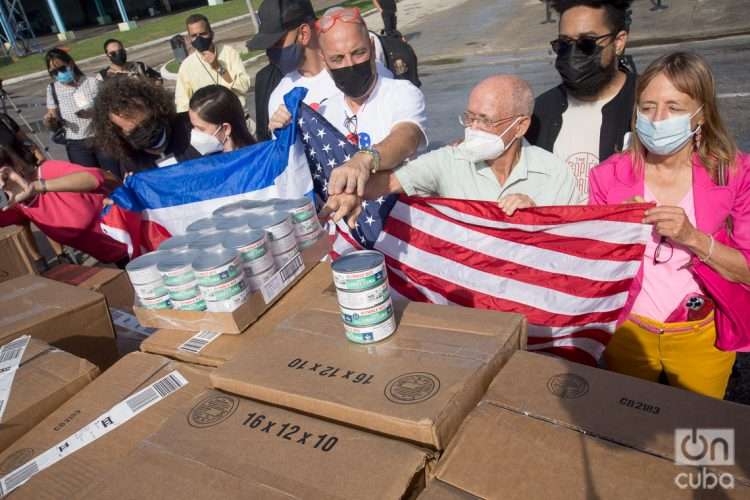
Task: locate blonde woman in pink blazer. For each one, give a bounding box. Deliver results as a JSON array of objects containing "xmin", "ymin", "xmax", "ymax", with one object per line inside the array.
[{"xmin": 589, "ymin": 52, "xmax": 750, "ymax": 399}]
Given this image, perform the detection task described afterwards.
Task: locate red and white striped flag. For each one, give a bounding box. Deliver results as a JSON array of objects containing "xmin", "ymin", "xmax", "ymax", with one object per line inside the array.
[{"xmin": 331, "ymin": 197, "xmax": 650, "ymax": 366}]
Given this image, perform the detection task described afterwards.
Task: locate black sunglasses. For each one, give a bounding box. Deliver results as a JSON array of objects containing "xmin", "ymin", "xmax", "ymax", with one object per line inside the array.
[
  {"xmin": 49, "ymin": 65, "xmax": 70, "ymax": 77},
  {"xmin": 653, "ymin": 237, "xmax": 674, "ymax": 265},
  {"xmin": 550, "ymin": 32, "xmax": 615, "ymax": 56}
]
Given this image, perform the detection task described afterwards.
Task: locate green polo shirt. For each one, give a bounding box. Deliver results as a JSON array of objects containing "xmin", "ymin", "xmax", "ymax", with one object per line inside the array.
[{"xmin": 394, "ymin": 139, "xmax": 585, "ymax": 205}]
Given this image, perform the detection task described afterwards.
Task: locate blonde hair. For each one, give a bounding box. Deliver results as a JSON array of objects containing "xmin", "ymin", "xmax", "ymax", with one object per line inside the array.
[{"xmin": 630, "ymin": 52, "xmax": 737, "ymax": 182}]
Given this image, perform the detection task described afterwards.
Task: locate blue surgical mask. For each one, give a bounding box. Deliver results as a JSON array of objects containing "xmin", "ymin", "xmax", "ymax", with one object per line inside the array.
[
  {"xmin": 55, "ymin": 67, "xmax": 74, "ymax": 84},
  {"xmin": 635, "ymin": 106, "xmax": 703, "ymax": 156},
  {"xmin": 266, "ymin": 42, "xmax": 304, "ymax": 75}
]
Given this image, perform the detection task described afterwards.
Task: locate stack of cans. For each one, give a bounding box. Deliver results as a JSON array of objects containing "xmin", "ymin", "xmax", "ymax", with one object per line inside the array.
[
  {"xmin": 331, "ymin": 251, "xmax": 396, "ymax": 344},
  {"xmin": 193, "ymin": 250, "xmax": 247, "ymax": 312},
  {"xmin": 157, "ymin": 251, "xmax": 206, "ymax": 311},
  {"xmin": 126, "ymin": 252, "xmax": 171, "ymax": 310},
  {"xmin": 275, "ymin": 197, "xmax": 323, "ymax": 249}
]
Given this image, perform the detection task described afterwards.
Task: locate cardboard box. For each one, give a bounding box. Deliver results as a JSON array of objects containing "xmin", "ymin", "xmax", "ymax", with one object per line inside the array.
[
  {"xmin": 139, "ymin": 262, "xmax": 337, "ymax": 367},
  {"xmin": 0, "ymin": 352, "xmax": 212, "ymax": 500},
  {"xmin": 429, "ymin": 351, "xmax": 750, "ymax": 499},
  {"xmin": 211, "ymin": 294, "xmax": 527, "ymax": 449},
  {"xmin": 0, "ymin": 275, "xmax": 118, "ymax": 369},
  {"xmin": 0, "ymin": 225, "xmax": 37, "ymax": 284},
  {"xmin": 77, "ymin": 389, "xmax": 433, "ymax": 500},
  {"xmin": 134, "ymin": 235, "xmax": 329, "ymax": 333},
  {"xmin": 0, "ymin": 338, "xmax": 99, "ymax": 452},
  {"xmin": 43, "ymin": 264, "xmax": 135, "ymax": 312}
]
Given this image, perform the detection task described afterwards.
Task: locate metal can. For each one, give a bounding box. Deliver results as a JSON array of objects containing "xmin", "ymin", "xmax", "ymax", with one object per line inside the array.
[
  {"xmin": 269, "ymin": 231, "xmax": 298, "ymax": 255},
  {"xmin": 213, "ymin": 199, "xmax": 275, "ymax": 218},
  {"xmin": 298, "ymin": 228, "xmax": 324, "ymax": 250},
  {"xmin": 245, "ymin": 265, "xmax": 277, "ymax": 292},
  {"xmin": 215, "ymin": 216, "xmax": 252, "ymax": 233},
  {"xmin": 343, "ymin": 315, "xmax": 397, "ymax": 344},
  {"xmin": 293, "ymin": 215, "xmax": 322, "ymax": 238},
  {"xmin": 185, "ymin": 217, "xmax": 221, "ymax": 234},
  {"xmin": 165, "ymin": 279, "xmax": 202, "ymax": 301},
  {"xmin": 138, "ymin": 294, "xmax": 173, "ymax": 310},
  {"xmin": 340, "ymin": 298, "xmax": 394, "ymax": 327},
  {"xmin": 331, "ymin": 250, "xmax": 387, "ymax": 291},
  {"xmin": 189, "ymin": 232, "xmax": 228, "ymax": 253},
  {"xmin": 172, "ymin": 295, "xmax": 207, "ymax": 312},
  {"xmin": 157, "ymin": 251, "xmax": 198, "ymax": 287},
  {"xmin": 276, "ymin": 197, "xmax": 317, "ymax": 223},
  {"xmin": 250, "ymin": 211, "xmax": 295, "ymax": 242},
  {"xmin": 199, "ymin": 273, "xmax": 247, "ymax": 302},
  {"xmin": 205, "ymin": 287, "xmax": 250, "ymax": 312},
  {"xmin": 223, "ymin": 230, "xmax": 275, "ymax": 275},
  {"xmin": 273, "ymin": 247, "xmax": 300, "ymax": 269},
  {"xmin": 158, "ymin": 233, "xmax": 203, "ymax": 253},
  {"xmin": 335, "ymin": 280, "xmax": 390, "ymax": 309},
  {"xmin": 132, "ymin": 279, "xmax": 169, "ymax": 300},
  {"xmin": 192, "ymin": 249, "xmax": 243, "ymax": 287},
  {"xmin": 126, "ymin": 251, "xmax": 166, "ymax": 285}
]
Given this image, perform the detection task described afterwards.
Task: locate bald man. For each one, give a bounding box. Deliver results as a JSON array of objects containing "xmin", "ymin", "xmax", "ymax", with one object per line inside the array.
[{"xmin": 324, "ymin": 75, "xmax": 584, "ymax": 227}]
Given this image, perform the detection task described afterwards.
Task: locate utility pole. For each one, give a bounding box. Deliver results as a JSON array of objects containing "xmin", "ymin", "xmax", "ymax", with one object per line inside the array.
[{"xmin": 245, "ymin": 0, "xmax": 259, "ymax": 34}]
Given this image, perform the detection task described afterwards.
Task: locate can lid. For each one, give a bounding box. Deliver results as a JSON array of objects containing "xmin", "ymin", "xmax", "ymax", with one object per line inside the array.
[
  {"xmin": 213, "ymin": 199, "xmax": 276, "ymax": 217},
  {"xmin": 223, "ymin": 229, "xmax": 266, "ymax": 248},
  {"xmin": 189, "ymin": 232, "xmax": 229, "ymax": 252},
  {"xmin": 193, "ymin": 249, "xmax": 239, "ymax": 272},
  {"xmin": 158, "ymin": 233, "xmax": 203, "ymax": 251},
  {"xmin": 185, "ymin": 217, "xmax": 220, "ymax": 233},
  {"xmin": 156, "ymin": 250, "xmax": 200, "ymax": 272},
  {"xmin": 275, "ymin": 197, "xmax": 314, "ymax": 211},
  {"xmin": 332, "ymin": 250, "xmax": 385, "ymax": 273},
  {"xmin": 250, "ymin": 210, "xmax": 291, "ymax": 230},
  {"xmin": 215, "ymin": 216, "xmax": 251, "ymax": 232},
  {"xmin": 126, "ymin": 251, "xmax": 167, "ymax": 272}
]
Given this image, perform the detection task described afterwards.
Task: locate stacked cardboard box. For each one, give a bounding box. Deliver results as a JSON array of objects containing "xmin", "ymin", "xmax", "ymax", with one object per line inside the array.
[
  {"xmin": 422, "ymin": 351, "xmax": 750, "ymax": 499},
  {"xmin": 211, "ymin": 293, "xmax": 527, "ymax": 450},
  {"xmin": 0, "ymin": 275, "xmax": 118, "ymax": 369},
  {"xmin": 0, "ymin": 225, "xmax": 38, "ymax": 284},
  {"xmin": 0, "ymin": 338, "xmax": 99, "ymax": 452}
]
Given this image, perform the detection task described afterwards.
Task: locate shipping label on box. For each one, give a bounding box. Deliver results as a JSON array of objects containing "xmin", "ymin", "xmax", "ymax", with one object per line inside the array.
[{"xmin": 211, "ymin": 296, "xmax": 526, "ymax": 449}]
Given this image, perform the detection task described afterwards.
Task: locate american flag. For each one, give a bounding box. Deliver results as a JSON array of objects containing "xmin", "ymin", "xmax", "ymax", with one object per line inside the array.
[{"xmin": 298, "ymin": 100, "xmax": 650, "ymax": 366}]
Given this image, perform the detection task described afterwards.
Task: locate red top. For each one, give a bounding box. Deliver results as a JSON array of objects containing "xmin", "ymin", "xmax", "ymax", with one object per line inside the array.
[{"xmin": 0, "ymin": 160, "xmax": 128, "ymax": 263}]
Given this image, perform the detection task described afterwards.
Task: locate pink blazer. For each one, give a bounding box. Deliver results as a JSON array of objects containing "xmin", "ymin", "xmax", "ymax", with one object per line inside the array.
[{"xmin": 588, "ymin": 152, "xmax": 750, "ymax": 322}]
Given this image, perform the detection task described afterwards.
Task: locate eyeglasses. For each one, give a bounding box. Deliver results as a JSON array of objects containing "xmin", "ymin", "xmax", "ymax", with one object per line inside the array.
[
  {"xmin": 344, "ymin": 113, "xmax": 358, "ymax": 136},
  {"xmin": 653, "ymin": 237, "xmax": 674, "ymax": 265},
  {"xmin": 550, "ymin": 32, "xmax": 616, "ymax": 56},
  {"xmin": 49, "ymin": 65, "xmax": 70, "ymax": 77},
  {"xmin": 315, "ymin": 7, "xmax": 364, "ymax": 33},
  {"xmin": 458, "ymin": 112, "xmax": 520, "ymax": 129}
]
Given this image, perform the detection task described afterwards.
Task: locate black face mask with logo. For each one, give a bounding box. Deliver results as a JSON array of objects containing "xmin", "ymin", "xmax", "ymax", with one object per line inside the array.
[
  {"xmin": 126, "ymin": 120, "xmax": 169, "ymax": 152},
  {"xmin": 109, "ymin": 49, "xmax": 127, "ymax": 66},
  {"xmin": 329, "ymin": 59, "xmax": 376, "ymax": 99},
  {"xmin": 555, "ymin": 45, "xmax": 617, "ymax": 98},
  {"xmin": 191, "ymin": 34, "xmax": 213, "ymax": 52}
]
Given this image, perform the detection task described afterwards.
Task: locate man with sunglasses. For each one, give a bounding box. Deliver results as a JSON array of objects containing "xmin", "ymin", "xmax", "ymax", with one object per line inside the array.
[
  {"xmin": 323, "ymin": 75, "xmax": 582, "ymax": 227},
  {"xmin": 527, "ymin": 0, "xmax": 635, "ymax": 201},
  {"xmin": 174, "ymin": 14, "xmax": 251, "ymax": 113}
]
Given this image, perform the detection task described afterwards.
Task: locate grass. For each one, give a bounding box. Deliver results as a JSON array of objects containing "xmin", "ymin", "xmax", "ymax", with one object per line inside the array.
[{"xmin": 0, "ymin": 0, "xmax": 258, "ymax": 81}]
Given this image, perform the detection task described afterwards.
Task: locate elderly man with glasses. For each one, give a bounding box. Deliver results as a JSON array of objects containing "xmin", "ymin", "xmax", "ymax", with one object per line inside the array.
[{"xmin": 324, "ymin": 75, "xmax": 584, "ymax": 227}]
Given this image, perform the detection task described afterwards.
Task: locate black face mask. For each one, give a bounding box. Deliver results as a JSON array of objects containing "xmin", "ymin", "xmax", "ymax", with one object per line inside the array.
[
  {"xmin": 267, "ymin": 42, "xmax": 304, "ymax": 75},
  {"xmin": 108, "ymin": 49, "xmax": 127, "ymax": 66},
  {"xmin": 126, "ymin": 120, "xmax": 169, "ymax": 152},
  {"xmin": 329, "ymin": 59, "xmax": 376, "ymax": 99},
  {"xmin": 555, "ymin": 45, "xmax": 617, "ymax": 98},
  {"xmin": 191, "ymin": 34, "xmax": 213, "ymax": 52}
]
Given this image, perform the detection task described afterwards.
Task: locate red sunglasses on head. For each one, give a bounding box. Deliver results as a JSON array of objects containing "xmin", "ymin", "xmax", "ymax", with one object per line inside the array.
[{"xmin": 315, "ymin": 7, "xmax": 364, "ymax": 33}]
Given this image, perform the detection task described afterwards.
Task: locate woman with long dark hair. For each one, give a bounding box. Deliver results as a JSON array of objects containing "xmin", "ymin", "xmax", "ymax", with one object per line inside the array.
[{"xmin": 188, "ymin": 85, "xmax": 256, "ymax": 155}]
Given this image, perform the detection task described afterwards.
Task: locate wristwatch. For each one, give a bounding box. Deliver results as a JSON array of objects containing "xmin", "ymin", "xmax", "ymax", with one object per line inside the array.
[
  {"xmin": 358, "ymin": 147, "xmax": 381, "ymax": 174},
  {"xmin": 216, "ymin": 65, "xmax": 226, "ymax": 76}
]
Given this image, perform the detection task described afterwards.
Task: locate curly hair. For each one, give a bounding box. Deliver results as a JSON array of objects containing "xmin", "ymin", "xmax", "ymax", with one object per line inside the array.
[
  {"xmin": 91, "ymin": 77, "xmax": 176, "ymax": 158},
  {"xmin": 552, "ymin": 0, "xmax": 633, "ymax": 32}
]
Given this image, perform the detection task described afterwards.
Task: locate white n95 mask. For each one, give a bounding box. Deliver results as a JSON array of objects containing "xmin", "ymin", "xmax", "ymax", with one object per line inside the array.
[
  {"xmin": 190, "ymin": 127, "xmax": 225, "ymax": 156},
  {"xmin": 635, "ymin": 106, "xmax": 702, "ymax": 156},
  {"xmin": 458, "ymin": 117, "xmax": 521, "ymax": 162}
]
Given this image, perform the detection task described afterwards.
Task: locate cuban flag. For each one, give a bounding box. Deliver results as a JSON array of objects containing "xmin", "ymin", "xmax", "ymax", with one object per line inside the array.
[{"xmin": 101, "ymin": 88, "xmax": 313, "ymax": 257}]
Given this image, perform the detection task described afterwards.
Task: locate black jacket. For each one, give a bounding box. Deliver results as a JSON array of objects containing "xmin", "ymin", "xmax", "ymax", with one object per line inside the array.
[
  {"xmin": 254, "ymin": 63, "xmax": 284, "ymax": 142},
  {"xmin": 526, "ymin": 67, "xmax": 637, "ymax": 162}
]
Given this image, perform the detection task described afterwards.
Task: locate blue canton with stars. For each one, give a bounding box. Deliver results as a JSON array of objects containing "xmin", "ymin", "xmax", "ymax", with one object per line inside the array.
[{"xmin": 298, "ymin": 102, "xmax": 396, "ymax": 249}]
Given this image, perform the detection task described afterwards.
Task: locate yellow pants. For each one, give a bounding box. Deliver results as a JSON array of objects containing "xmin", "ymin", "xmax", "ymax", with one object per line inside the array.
[{"xmin": 604, "ymin": 313, "xmax": 735, "ymax": 399}]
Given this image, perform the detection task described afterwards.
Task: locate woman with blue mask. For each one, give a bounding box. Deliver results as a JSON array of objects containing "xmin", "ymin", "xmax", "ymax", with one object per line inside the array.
[
  {"xmin": 589, "ymin": 52, "xmax": 750, "ymax": 399},
  {"xmin": 43, "ymin": 49, "xmax": 120, "ymax": 178}
]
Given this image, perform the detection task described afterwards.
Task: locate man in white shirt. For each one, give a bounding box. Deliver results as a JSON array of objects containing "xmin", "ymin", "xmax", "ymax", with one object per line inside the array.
[
  {"xmin": 174, "ymin": 14, "xmax": 252, "ymax": 112},
  {"xmin": 323, "ymin": 75, "xmax": 584, "ymax": 227},
  {"xmin": 268, "ymin": 7, "xmax": 426, "ymax": 200}
]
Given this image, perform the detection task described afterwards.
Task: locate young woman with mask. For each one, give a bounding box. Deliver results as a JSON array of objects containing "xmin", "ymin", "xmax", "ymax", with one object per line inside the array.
[
  {"xmin": 44, "ymin": 49, "xmax": 120, "ymax": 176},
  {"xmin": 188, "ymin": 85, "xmax": 256, "ymax": 155},
  {"xmin": 98, "ymin": 39, "xmax": 162, "ymax": 84},
  {"xmin": 0, "ymin": 145, "xmax": 128, "ymax": 265},
  {"xmin": 589, "ymin": 52, "xmax": 750, "ymax": 399}
]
